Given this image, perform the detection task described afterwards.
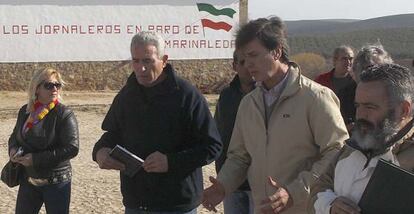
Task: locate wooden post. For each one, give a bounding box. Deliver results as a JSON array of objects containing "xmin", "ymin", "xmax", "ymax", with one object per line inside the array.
[{"xmin": 239, "ymin": 0, "xmax": 248, "ymax": 25}]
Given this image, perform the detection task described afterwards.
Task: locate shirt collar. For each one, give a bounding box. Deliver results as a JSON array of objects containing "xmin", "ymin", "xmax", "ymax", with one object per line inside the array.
[
  {"xmin": 256, "ymin": 71, "xmax": 290, "ymax": 106},
  {"xmin": 256, "ymin": 71, "xmax": 289, "ymax": 94}
]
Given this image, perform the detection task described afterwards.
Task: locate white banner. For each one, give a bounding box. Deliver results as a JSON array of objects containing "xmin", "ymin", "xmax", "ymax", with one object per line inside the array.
[{"xmin": 0, "ymin": 0, "xmax": 239, "ymax": 62}]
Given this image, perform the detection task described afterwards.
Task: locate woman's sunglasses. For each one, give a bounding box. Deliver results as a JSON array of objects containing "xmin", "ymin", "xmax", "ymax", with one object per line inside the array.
[{"xmin": 43, "ymin": 82, "xmax": 62, "ymax": 90}]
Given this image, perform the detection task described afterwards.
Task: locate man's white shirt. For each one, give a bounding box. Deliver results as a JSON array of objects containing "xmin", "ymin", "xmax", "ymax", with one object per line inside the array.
[{"xmin": 314, "ymin": 149, "xmax": 399, "ymax": 214}]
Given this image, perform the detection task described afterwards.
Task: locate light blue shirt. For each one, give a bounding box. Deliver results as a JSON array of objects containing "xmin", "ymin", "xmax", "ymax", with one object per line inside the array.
[{"xmin": 257, "ymin": 71, "xmax": 289, "ymax": 107}]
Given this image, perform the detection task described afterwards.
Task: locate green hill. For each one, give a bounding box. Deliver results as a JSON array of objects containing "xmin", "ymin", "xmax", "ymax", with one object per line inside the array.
[
  {"xmin": 288, "ymin": 28, "xmax": 414, "ymax": 59},
  {"xmin": 286, "ymin": 14, "xmax": 414, "ymax": 36}
]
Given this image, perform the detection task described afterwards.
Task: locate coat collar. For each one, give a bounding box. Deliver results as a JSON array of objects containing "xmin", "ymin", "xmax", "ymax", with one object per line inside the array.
[
  {"xmin": 229, "ymin": 74, "xmax": 241, "ymax": 90},
  {"xmin": 125, "ymin": 63, "xmax": 180, "ymax": 98},
  {"xmin": 251, "ymin": 62, "xmax": 303, "ymax": 109}
]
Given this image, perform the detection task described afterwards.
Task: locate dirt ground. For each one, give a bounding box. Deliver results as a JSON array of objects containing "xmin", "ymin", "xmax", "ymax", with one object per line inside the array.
[{"xmin": 0, "ymin": 91, "xmax": 222, "ymax": 214}]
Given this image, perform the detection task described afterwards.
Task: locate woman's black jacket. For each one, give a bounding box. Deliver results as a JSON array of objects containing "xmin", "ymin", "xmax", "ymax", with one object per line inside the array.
[{"xmin": 8, "ymin": 103, "xmax": 79, "ymax": 179}]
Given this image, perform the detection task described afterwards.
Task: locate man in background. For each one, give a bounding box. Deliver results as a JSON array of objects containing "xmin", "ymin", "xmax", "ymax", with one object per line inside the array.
[
  {"xmin": 352, "ymin": 44, "xmax": 393, "ymax": 83},
  {"xmin": 214, "ymin": 49, "xmax": 255, "ymax": 214},
  {"xmin": 315, "ymin": 45, "xmax": 356, "ymax": 129}
]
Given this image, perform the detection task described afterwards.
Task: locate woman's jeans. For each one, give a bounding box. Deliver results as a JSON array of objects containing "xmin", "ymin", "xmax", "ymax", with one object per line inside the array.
[{"xmin": 15, "ymin": 178, "xmax": 71, "ymax": 214}]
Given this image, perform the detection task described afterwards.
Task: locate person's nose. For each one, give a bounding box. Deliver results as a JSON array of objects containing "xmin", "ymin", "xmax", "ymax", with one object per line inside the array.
[
  {"xmin": 49, "ymin": 84, "xmax": 59, "ymax": 91},
  {"xmin": 356, "ymin": 106, "xmax": 367, "ymax": 121},
  {"xmin": 244, "ymin": 57, "xmax": 254, "ymax": 69},
  {"xmin": 134, "ymin": 62, "xmax": 146, "ymax": 73}
]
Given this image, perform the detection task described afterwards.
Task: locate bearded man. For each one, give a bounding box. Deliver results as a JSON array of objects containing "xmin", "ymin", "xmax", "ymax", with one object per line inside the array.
[{"xmin": 308, "ymin": 63, "xmax": 414, "ymax": 214}]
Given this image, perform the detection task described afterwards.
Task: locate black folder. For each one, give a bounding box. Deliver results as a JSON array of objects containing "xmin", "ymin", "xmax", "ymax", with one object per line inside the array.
[
  {"xmin": 358, "ymin": 158, "xmax": 414, "ymax": 214},
  {"xmin": 109, "ymin": 145, "xmax": 144, "ymax": 177}
]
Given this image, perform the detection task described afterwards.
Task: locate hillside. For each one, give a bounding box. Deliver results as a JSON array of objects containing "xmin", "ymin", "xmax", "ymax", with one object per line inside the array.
[
  {"xmin": 289, "ymin": 28, "xmax": 414, "ymax": 59},
  {"xmin": 286, "ymin": 14, "xmax": 414, "ymax": 59},
  {"xmin": 286, "ymin": 14, "xmax": 414, "ymax": 36}
]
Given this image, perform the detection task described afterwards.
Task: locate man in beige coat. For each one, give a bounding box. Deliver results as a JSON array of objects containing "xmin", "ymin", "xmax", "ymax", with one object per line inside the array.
[{"xmin": 202, "ymin": 16, "xmax": 349, "ymax": 214}]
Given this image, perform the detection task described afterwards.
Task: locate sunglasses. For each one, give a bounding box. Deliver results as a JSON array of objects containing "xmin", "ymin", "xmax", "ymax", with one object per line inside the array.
[{"xmin": 43, "ymin": 82, "xmax": 62, "ymax": 90}]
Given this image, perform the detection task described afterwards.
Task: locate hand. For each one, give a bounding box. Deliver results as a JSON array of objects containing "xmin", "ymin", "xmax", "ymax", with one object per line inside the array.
[
  {"xmin": 143, "ymin": 151, "xmax": 168, "ymax": 173},
  {"xmin": 15, "ymin": 153, "xmax": 33, "ymax": 166},
  {"xmin": 9, "ymin": 147, "xmax": 18, "ymax": 162},
  {"xmin": 96, "ymin": 147, "xmax": 125, "ymax": 170},
  {"xmin": 202, "ymin": 176, "xmax": 225, "ymax": 212},
  {"xmin": 330, "ymin": 196, "xmax": 361, "ymax": 214},
  {"xmin": 260, "ymin": 176, "xmax": 293, "ymax": 213}
]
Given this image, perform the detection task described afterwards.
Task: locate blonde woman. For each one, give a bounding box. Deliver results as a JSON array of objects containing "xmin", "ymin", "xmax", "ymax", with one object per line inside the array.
[{"xmin": 8, "ymin": 68, "xmax": 79, "ymax": 214}]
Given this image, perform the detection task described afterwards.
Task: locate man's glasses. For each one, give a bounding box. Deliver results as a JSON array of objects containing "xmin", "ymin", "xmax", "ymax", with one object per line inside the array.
[{"xmin": 43, "ymin": 82, "xmax": 62, "ymax": 90}]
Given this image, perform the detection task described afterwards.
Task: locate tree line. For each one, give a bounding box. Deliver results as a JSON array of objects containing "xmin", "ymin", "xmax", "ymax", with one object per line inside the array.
[{"xmin": 288, "ymin": 27, "xmax": 414, "ymax": 59}]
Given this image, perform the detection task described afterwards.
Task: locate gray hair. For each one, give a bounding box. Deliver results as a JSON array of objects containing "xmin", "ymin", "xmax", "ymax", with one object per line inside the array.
[
  {"xmin": 333, "ymin": 45, "xmax": 353, "ymax": 59},
  {"xmin": 360, "ymin": 63, "xmax": 414, "ymax": 115},
  {"xmin": 130, "ymin": 31, "xmax": 165, "ymax": 58},
  {"xmin": 353, "ymin": 44, "xmax": 393, "ymax": 82}
]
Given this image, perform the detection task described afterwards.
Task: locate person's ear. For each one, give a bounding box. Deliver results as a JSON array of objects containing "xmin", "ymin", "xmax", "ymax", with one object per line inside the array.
[
  {"xmin": 332, "ymin": 56, "xmax": 338, "ymax": 65},
  {"xmin": 162, "ymin": 55, "xmax": 168, "ymax": 67},
  {"xmin": 399, "ymin": 100, "xmax": 412, "ymax": 120},
  {"xmin": 35, "ymin": 85, "xmax": 40, "ymax": 95},
  {"xmin": 232, "ymin": 61, "xmax": 237, "ymax": 71},
  {"xmin": 271, "ymin": 48, "xmax": 282, "ymax": 61}
]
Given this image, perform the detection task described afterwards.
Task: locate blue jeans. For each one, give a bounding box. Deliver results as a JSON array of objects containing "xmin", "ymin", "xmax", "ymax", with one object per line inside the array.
[
  {"xmin": 15, "ymin": 178, "xmax": 71, "ymax": 214},
  {"xmin": 125, "ymin": 207, "xmax": 197, "ymax": 214},
  {"xmin": 223, "ymin": 190, "xmax": 254, "ymax": 214}
]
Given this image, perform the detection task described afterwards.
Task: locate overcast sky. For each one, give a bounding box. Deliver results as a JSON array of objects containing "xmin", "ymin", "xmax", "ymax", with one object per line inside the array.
[{"xmin": 248, "ymin": 0, "xmax": 414, "ymax": 20}]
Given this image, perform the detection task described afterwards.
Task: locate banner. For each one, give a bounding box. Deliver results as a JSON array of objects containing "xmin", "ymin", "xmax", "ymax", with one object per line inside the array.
[{"xmin": 0, "ymin": 0, "xmax": 239, "ymax": 62}]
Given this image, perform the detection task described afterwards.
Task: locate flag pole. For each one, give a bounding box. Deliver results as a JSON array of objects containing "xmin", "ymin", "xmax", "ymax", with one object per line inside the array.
[{"xmin": 201, "ymin": 20, "xmax": 205, "ymax": 37}]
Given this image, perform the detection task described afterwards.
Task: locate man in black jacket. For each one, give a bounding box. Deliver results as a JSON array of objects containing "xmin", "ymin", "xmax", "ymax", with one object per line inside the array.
[
  {"xmin": 214, "ymin": 49, "xmax": 255, "ymax": 214},
  {"xmin": 92, "ymin": 31, "xmax": 222, "ymax": 214}
]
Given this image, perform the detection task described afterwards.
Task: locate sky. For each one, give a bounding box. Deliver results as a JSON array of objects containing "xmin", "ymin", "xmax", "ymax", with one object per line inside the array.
[{"xmin": 249, "ymin": 0, "xmax": 414, "ymax": 21}]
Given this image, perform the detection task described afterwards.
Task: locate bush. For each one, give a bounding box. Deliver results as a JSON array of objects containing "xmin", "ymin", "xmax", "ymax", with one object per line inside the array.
[{"xmin": 291, "ymin": 52, "xmax": 327, "ymax": 79}]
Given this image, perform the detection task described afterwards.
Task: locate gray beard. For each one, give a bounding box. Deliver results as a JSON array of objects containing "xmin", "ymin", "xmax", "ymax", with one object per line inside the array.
[{"xmin": 351, "ymin": 116, "xmax": 399, "ymax": 154}]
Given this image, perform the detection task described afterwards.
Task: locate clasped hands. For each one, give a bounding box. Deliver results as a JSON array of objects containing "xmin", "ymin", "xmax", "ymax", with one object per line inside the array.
[{"xmin": 9, "ymin": 147, "xmax": 33, "ymax": 166}]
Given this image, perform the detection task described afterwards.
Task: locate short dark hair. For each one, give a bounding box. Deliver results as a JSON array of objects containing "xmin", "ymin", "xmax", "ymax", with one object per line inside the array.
[
  {"xmin": 360, "ymin": 63, "xmax": 414, "ymax": 113},
  {"xmin": 233, "ymin": 49, "xmax": 238, "ymax": 62},
  {"xmin": 235, "ymin": 16, "xmax": 289, "ymax": 63}
]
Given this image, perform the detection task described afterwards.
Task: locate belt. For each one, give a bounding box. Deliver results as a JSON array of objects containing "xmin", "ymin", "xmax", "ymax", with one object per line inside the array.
[
  {"xmin": 138, "ymin": 206, "xmax": 149, "ymax": 211},
  {"xmin": 27, "ymin": 177, "xmax": 49, "ymax": 186},
  {"xmin": 27, "ymin": 171, "xmax": 72, "ymax": 187}
]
